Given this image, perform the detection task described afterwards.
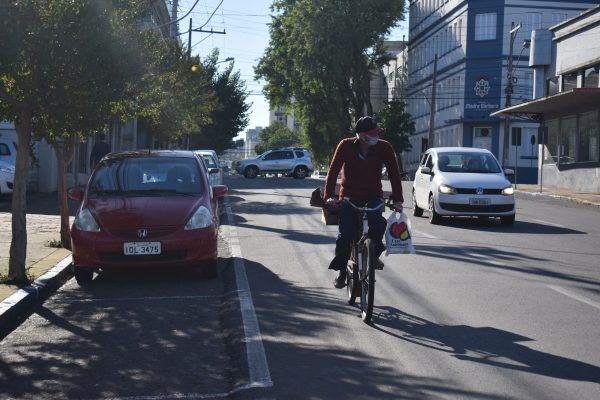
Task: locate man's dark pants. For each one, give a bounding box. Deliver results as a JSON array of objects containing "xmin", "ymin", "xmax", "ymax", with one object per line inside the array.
[{"xmin": 328, "ymin": 198, "xmax": 387, "ymax": 271}]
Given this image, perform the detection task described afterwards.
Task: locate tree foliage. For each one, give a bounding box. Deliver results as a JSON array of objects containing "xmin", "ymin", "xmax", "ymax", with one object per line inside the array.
[
  {"xmin": 254, "ymin": 122, "xmax": 304, "ymax": 155},
  {"xmin": 376, "ymin": 100, "xmax": 415, "ymax": 168},
  {"xmin": 190, "ymin": 51, "xmax": 251, "ymax": 154},
  {"xmin": 255, "ymin": 0, "xmax": 406, "ymax": 162}
]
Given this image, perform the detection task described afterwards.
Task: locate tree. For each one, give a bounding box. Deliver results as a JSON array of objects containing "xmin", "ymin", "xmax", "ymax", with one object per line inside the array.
[
  {"xmin": 376, "ymin": 100, "xmax": 415, "ymax": 171},
  {"xmin": 190, "ymin": 51, "xmax": 251, "ymax": 154},
  {"xmin": 0, "ymin": 0, "xmax": 156, "ymax": 282},
  {"xmin": 254, "ymin": 122, "xmax": 304, "ymax": 155},
  {"xmin": 255, "ymin": 0, "xmax": 406, "ymax": 162}
]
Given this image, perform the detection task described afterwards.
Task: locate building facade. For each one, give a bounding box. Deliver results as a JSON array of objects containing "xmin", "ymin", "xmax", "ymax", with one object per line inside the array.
[
  {"xmin": 371, "ymin": 41, "xmax": 408, "ymax": 114},
  {"xmin": 404, "ymin": 0, "xmax": 596, "ymax": 180},
  {"xmin": 269, "ymin": 105, "xmax": 301, "ymax": 132},
  {"xmin": 494, "ymin": 5, "xmax": 600, "ymax": 192}
]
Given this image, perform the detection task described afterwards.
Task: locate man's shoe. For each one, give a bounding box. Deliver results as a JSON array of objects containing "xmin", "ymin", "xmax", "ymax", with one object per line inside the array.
[
  {"xmin": 333, "ymin": 270, "xmax": 347, "ymax": 289},
  {"xmin": 374, "ymin": 259, "xmax": 384, "ymax": 270}
]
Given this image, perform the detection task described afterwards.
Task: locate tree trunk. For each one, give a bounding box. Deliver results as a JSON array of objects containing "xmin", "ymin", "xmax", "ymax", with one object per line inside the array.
[
  {"xmin": 8, "ymin": 108, "xmax": 32, "ymax": 284},
  {"xmin": 50, "ymin": 136, "xmax": 76, "ymax": 250}
]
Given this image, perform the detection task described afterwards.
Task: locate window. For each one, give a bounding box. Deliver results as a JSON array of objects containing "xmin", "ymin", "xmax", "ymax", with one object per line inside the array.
[
  {"xmin": 511, "ymin": 127, "xmax": 522, "ymax": 146},
  {"xmin": 475, "ymin": 13, "xmax": 496, "ymax": 41},
  {"xmin": 560, "ymin": 116, "xmax": 576, "ymax": 164},
  {"xmin": 547, "ymin": 76, "xmax": 559, "ymax": 96},
  {"xmin": 282, "ymin": 150, "xmax": 294, "ymax": 159},
  {"xmin": 543, "ymin": 119, "xmax": 559, "ymax": 164},
  {"xmin": 457, "ymin": 18, "xmax": 462, "ymax": 43},
  {"xmin": 294, "ymin": 150, "xmax": 305, "ymax": 158},
  {"xmin": 525, "ymin": 13, "xmax": 542, "ymax": 32},
  {"xmin": 552, "ymin": 13, "xmax": 567, "ymax": 26},
  {"xmin": 579, "ymin": 111, "xmax": 599, "ymax": 163},
  {"xmin": 562, "ymin": 72, "xmax": 578, "ymax": 91},
  {"xmin": 584, "ymin": 66, "xmax": 599, "ymax": 88},
  {"xmin": 202, "ymin": 155, "xmax": 218, "ymax": 169},
  {"xmin": 0, "ymin": 143, "xmax": 10, "ymax": 156},
  {"xmin": 263, "ymin": 151, "xmax": 283, "ymax": 161},
  {"xmin": 425, "ymin": 154, "xmax": 434, "ymax": 168}
]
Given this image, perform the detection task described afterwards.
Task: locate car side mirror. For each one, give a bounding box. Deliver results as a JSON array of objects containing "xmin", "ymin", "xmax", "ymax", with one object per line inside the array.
[
  {"xmin": 420, "ymin": 166, "xmax": 433, "ymax": 175},
  {"xmin": 213, "ymin": 185, "xmax": 228, "ymax": 198},
  {"xmin": 209, "ymin": 168, "xmax": 220, "ymax": 174},
  {"xmin": 67, "ymin": 187, "xmax": 84, "ymax": 202},
  {"xmin": 504, "ymin": 168, "xmax": 515, "ymax": 176}
]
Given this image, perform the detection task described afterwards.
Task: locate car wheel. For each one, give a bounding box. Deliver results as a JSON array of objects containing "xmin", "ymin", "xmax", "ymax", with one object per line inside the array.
[
  {"xmin": 412, "ymin": 189, "xmax": 423, "ymax": 217},
  {"xmin": 74, "ymin": 267, "xmax": 93, "ymax": 285},
  {"xmin": 428, "ymin": 194, "xmax": 442, "ymax": 225},
  {"xmin": 500, "ymin": 215, "xmax": 515, "ymax": 226},
  {"xmin": 203, "ymin": 261, "xmax": 218, "ymax": 279},
  {"xmin": 244, "ymin": 166, "xmax": 258, "ymax": 179},
  {"xmin": 293, "ymin": 166, "xmax": 308, "ymax": 179}
]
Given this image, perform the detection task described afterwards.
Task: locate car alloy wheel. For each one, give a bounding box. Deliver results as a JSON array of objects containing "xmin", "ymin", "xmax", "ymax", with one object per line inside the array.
[
  {"xmin": 244, "ymin": 166, "xmax": 258, "ymax": 179},
  {"xmin": 428, "ymin": 195, "xmax": 441, "ymax": 224},
  {"xmin": 294, "ymin": 166, "xmax": 308, "ymax": 179}
]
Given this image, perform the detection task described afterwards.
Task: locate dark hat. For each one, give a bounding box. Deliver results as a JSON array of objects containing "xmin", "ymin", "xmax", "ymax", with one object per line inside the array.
[{"xmin": 354, "ymin": 116, "xmax": 384, "ymax": 136}]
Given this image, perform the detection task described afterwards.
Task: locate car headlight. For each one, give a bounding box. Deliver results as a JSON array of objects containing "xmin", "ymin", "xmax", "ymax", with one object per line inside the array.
[
  {"xmin": 439, "ymin": 184, "xmax": 457, "ymax": 194},
  {"xmin": 74, "ymin": 207, "xmax": 101, "ymax": 232},
  {"xmin": 184, "ymin": 206, "xmax": 213, "ymax": 230},
  {"xmin": 502, "ymin": 186, "xmax": 514, "ymax": 195}
]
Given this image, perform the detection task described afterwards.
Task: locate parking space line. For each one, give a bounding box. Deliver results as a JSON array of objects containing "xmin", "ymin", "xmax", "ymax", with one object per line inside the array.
[
  {"xmin": 546, "ymin": 285, "xmax": 600, "ymax": 311},
  {"xmin": 225, "ymin": 204, "xmax": 274, "ymax": 389}
]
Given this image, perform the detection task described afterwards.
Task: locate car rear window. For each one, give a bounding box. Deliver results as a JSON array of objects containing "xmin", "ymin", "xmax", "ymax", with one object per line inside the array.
[
  {"xmin": 0, "ymin": 143, "xmax": 10, "ymax": 156},
  {"xmin": 89, "ymin": 157, "xmax": 205, "ymax": 196},
  {"xmin": 295, "ymin": 151, "xmax": 304, "ymax": 158}
]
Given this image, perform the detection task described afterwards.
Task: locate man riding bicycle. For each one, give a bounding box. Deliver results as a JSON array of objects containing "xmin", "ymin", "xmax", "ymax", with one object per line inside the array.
[{"xmin": 324, "ymin": 116, "xmax": 405, "ymax": 289}]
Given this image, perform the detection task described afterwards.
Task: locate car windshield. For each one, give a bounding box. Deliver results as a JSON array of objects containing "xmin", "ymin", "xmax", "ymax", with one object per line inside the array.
[
  {"xmin": 89, "ymin": 157, "xmax": 205, "ymax": 197},
  {"xmin": 201, "ymin": 154, "xmax": 218, "ymax": 169},
  {"xmin": 437, "ymin": 152, "xmax": 502, "ymax": 174}
]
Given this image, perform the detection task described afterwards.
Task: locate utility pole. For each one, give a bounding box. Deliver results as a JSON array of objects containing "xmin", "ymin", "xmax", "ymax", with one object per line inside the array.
[
  {"xmin": 170, "ymin": 0, "xmax": 178, "ymax": 38},
  {"xmin": 428, "ymin": 54, "xmax": 438, "ymax": 148},
  {"xmin": 504, "ymin": 23, "xmax": 521, "ymax": 175},
  {"xmin": 187, "ymin": 18, "xmax": 192, "ymax": 59}
]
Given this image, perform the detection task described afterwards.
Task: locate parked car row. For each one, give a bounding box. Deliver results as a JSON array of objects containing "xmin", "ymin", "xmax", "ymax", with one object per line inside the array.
[{"xmin": 68, "ymin": 148, "xmax": 228, "ymax": 285}]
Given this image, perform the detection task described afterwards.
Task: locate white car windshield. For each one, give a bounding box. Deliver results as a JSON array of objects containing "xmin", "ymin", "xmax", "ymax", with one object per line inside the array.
[{"xmin": 437, "ymin": 152, "xmax": 501, "ymax": 174}]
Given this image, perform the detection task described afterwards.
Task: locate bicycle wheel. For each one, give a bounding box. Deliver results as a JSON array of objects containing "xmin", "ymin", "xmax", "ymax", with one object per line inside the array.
[
  {"xmin": 359, "ymin": 238, "xmax": 376, "ymax": 323},
  {"xmin": 346, "ymin": 244, "xmax": 358, "ymax": 305}
]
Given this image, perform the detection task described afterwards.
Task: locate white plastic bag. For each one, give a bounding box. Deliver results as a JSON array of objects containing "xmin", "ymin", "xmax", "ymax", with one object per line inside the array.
[{"xmin": 385, "ymin": 211, "xmax": 416, "ymax": 255}]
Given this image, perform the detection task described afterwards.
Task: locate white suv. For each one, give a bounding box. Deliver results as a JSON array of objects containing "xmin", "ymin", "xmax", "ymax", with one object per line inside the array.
[
  {"xmin": 412, "ymin": 147, "xmax": 516, "ymax": 225},
  {"xmin": 236, "ymin": 148, "xmax": 313, "ymax": 179}
]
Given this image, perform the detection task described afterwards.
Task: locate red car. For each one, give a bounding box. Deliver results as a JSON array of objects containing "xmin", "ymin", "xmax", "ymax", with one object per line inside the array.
[{"xmin": 68, "ymin": 150, "xmax": 227, "ymax": 284}]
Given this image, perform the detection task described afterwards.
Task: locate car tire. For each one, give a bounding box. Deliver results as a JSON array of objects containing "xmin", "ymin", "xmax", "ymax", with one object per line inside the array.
[
  {"xmin": 74, "ymin": 267, "xmax": 93, "ymax": 285},
  {"xmin": 500, "ymin": 215, "xmax": 515, "ymax": 226},
  {"xmin": 293, "ymin": 166, "xmax": 308, "ymax": 179},
  {"xmin": 428, "ymin": 194, "xmax": 442, "ymax": 225},
  {"xmin": 412, "ymin": 190, "xmax": 423, "ymax": 217},
  {"xmin": 244, "ymin": 166, "xmax": 258, "ymax": 179},
  {"xmin": 203, "ymin": 261, "xmax": 218, "ymax": 279}
]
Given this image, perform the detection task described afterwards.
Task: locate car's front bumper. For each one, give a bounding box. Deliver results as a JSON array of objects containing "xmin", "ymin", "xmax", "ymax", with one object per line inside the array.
[
  {"xmin": 435, "ymin": 193, "xmax": 515, "ymax": 216},
  {"xmin": 71, "ymin": 226, "xmax": 218, "ymax": 269}
]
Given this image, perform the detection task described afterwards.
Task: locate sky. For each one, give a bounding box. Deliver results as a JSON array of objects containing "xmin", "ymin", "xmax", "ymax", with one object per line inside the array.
[{"xmin": 178, "ymin": 0, "xmax": 409, "ymax": 136}]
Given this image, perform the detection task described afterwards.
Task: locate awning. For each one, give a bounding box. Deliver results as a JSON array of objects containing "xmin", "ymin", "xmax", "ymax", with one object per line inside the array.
[{"xmin": 491, "ymin": 88, "xmax": 600, "ymax": 117}]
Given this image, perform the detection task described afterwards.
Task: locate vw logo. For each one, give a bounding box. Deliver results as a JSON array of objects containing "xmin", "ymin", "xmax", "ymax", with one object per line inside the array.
[
  {"xmin": 137, "ymin": 229, "xmax": 149, "ymax": 238},
  {"xmin": 476, "ymin": 187, "xmax": 484, "ymax": 195}
]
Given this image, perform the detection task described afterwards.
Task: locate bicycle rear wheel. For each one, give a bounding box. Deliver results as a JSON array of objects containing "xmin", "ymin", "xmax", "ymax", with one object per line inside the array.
[
  {"xmin": 359, "ymin": 238, "xmax": 375, "ymax": 323},
  {"xmin": 347, "ymin": 245, "xmax": 358, "ymax": 305}
]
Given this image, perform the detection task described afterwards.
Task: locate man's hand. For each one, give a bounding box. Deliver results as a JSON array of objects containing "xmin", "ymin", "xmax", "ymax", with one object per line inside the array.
[
  {"xmin": 392, "ymin": 201, "xmax": 403, "ymax": 213},
  {"xmin": 325, "ymin": 197, "xmax": 338, "ymax": 207}
]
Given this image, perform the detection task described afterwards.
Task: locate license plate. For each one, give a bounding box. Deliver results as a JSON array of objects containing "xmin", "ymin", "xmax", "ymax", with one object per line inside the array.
[
  {"xmin": 124, "ymin": 242, "xmax": 161, "ymax": 255},
  {"xmin": 469, "ymin": 198, "xmax": 491, "ymax": 206}
]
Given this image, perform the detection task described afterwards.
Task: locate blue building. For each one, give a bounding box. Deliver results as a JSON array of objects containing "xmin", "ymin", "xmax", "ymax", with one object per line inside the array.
[{"xmin": 405, "ymin": 0, "xmax": 598, "ymax": 182}]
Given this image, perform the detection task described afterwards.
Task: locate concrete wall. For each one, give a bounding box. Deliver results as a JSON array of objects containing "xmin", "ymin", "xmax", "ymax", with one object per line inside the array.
[
  {"xmin": 555, "ymin": 8, "xmax": 600, "ymax": 75},
  {"xmin": 541, "ymin": 163, "xmax": 600, "ymax": 192}
]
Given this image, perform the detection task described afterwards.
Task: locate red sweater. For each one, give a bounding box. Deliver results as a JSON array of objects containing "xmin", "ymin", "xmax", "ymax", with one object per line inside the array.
[{"xmin": 324, "ymin": 138, "xmax": 404, "ymax": 203}]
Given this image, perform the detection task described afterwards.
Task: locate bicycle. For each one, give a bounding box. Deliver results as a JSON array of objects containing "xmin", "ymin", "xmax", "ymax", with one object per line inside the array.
[{"xmin": 342, "ymin": 198, "xmax": 398, "ymax": 323}]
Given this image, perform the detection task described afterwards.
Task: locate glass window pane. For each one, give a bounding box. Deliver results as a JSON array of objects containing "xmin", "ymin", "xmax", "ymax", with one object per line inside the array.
[
  {"xmin": 560, "ymin": 116, "xmax": 576, "ymax": 164},
  {"xmin": 563, "ymin": 72, "xmax": 578, "ymax": 92},
  {"xmin": 579, "ymin": 112, "xmax": 599, "ymax": 162},
  {"xmin": 584, "ymin": 67, "xmax": 599, "ymax": 88},
  {"xmin": 544, "ymin": 119, "xmax": 559, "ymax": 164},
  {"xmin": 475, "ymin": 13, "xmax": 496, "ymax": 41},
  {"xmin": 547, "ymin": 77, "xmax": 559, "ymax": 96}
]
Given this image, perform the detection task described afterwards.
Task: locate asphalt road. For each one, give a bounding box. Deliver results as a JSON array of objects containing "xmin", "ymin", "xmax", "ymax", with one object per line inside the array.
[
  {"xmin": 1, "ymin": 175, "xmax": 599, "ymax": 400},
  {"xmin": 225, "ymin": 175, "xmax": 600, "ymax": 399}
]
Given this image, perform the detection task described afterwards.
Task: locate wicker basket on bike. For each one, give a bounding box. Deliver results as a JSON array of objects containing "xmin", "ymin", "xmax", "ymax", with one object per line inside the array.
[{"xmin": 310, "ymin": 187, "xmax": 339, "ymax": 225}]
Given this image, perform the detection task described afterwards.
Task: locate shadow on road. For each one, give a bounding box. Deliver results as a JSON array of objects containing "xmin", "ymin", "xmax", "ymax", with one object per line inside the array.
[
  {"xmin": 240, "ymin": 258, "xmax": 510, "ymax": 399},
  {"xmin": 412, "ymin": 216, "xmax": 586, "ymax": 235},
  {"xmin": 372, "ymin": 306, "xmax": 600, "ymax": 384},
  {"xmin": 415, "ymin": 244, "xmax": 600, "ymax": 287}
]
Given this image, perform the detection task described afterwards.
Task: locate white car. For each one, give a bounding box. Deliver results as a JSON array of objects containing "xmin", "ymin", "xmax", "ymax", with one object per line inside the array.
[
  {"xmin": 0, "ymin": 160, "xmax": 15, "ymax": 197},
  {"xmin": 311, "ymin": 170, "xmax": 327, "ymax": 179},
  {"xmin": 195, "ymin": 150, "xmax": 223, "ymax": 186},
  {"xmin": 412, "ymin": 147, "xmax": 515, "ymax": 225}
]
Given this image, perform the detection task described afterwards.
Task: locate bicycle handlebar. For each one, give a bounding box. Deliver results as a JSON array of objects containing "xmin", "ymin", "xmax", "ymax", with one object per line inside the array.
[{"xmin": 341, "ymin": 198, "xmax": 401, "ymax": 212}]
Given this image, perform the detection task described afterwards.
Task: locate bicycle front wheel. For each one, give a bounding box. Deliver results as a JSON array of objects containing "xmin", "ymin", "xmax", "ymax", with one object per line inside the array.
[
  {"xmin": 360, "ymin": 238, "xmax": 376, "ymax": 323},
  {"xmin": 347, "ymin": 245, "xmax": 358, "ymax": 305}
]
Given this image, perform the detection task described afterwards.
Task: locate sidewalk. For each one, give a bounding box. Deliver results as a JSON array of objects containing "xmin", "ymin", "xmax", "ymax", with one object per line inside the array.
[{"xmin": 514, "ymin": 184, "xmax": 600, "ymax": 207}]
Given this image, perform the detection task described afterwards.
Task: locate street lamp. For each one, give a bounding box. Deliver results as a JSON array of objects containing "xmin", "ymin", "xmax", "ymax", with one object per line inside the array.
[{"xmin": 216, "ymin": 57, "xmax": 234, "ymax": 64}]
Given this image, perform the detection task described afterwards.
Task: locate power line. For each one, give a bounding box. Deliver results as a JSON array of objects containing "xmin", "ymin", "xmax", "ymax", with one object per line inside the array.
[{"xmin": 155, "ymin": 0, "xmax": 202, "ymax": 29}]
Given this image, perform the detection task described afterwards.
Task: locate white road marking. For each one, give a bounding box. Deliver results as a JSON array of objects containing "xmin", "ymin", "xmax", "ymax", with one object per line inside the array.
[
  {"xmin": 526, "ymin": 217, "xmax": 564, "ymax": 228},
  {"xmin": 411, "ymin": 229, "xmax": 437, "ymax": 239},
  {"xmin": 225, "ymin": 204, "xmax": 274, "ymax": 389},
  {"xmin": 546, "ymin": 285, "xmax": 600, "ymax": 311}
]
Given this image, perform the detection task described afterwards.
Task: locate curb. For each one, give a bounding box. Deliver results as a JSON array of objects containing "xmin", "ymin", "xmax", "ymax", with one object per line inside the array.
[
  {"xmin": 0, "ymin": 255, "xmax": 73, "ymax": 338},
  {"xmin": 515, "ymin": 190, "xmax": 600, "ymax": 208}
]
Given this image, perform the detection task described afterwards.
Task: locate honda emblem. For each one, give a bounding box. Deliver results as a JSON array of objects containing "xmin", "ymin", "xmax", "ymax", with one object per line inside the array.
[{"xmin": 137, "ymin": 229, "xmax": 148, "ymax": 238}]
